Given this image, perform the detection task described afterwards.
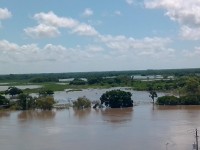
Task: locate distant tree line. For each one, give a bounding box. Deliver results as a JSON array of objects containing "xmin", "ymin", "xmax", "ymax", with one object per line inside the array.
[
  {"xmin": 30, "ymin": 77, "xmax": 58, "ymax": 83},
  {"xmin": 1, "ymin": 68, "xmax": 200, "ymax": 82}
]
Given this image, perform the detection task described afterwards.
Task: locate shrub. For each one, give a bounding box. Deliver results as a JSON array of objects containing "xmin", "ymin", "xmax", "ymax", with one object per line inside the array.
[
  {"xmin": 36, "ymin": 97, "xmax": 56, "ymax": 110},
  {"xmin": 157, "ymin": 95, "xmax": 200, "ymax": 105},
  {"xmin": 73, "ymin": 97, "xmax": 91, "ymax": 109},
  {"xmin": 156, "ymin": 96, "xmax": 179, "ymax": 105}
]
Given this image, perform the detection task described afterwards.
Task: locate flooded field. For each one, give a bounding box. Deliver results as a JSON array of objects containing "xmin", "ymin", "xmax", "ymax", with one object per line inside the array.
[
  {"xmin": 0, "ymin": 85, "xmax": 41, "ymax": 92},
  {"xmin": 54, "ymin": 87, "xmax": 165, "ymax": 104},
  {"xmin": 1, "ymin": 105, "xmax": 200, "ymax": 150},
  {"xmin": 0, "ymin": 88, "xmax": 198, "ymax": 150}
]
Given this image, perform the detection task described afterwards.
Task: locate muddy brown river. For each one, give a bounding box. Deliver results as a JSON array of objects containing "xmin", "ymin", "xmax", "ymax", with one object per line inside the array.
[{"xmin": 1, "ymin": 105, "xmax": 200, "ymax": 150}]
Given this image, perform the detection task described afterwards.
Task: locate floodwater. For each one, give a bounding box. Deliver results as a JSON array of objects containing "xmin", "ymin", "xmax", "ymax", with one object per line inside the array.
[
  {"xmin": 54, "ymin": 87, "xmax": 165, "ymax": 104},
  {"xmin": 1, "ymin": 105, "xmax": 200, "ymax": 150},
  {"xmin": 0, "ymin": 85, "xmax": 41, "ymax": 92},
  {"xmin": 0, "ymin": 89, "xmax": 199, "ymax": 150}
]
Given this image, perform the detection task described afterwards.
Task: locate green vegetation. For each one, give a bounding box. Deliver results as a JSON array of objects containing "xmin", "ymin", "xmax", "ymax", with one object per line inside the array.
[
  {"xmin": 157, "ymin": 76, "xmax": 200, "ymax": 105},
  {"xmin": 1, "ymin": 68, "xmax": 200, "ymax": 108},
  {"xmin": 148, "ymin": 87, "xmax": 157, "ymax": 103},
  {"xmin": 69, "ymin": 78, "xmax": 87, "ymax": 85},
  {"xmin": 0, "ymin": 95, "xmax": 9, "ymax": 106},
  {"xmin": 100, "ymin": 90, "xmax": 133, "ymax": 108},
  {"xmin": 30, "ymin": 77, "xmax": 58, "ymax": 83},
  {"xmin": 1, "ymin": 68, "xmax": 200, "ymax": 83},
  {"xmin": 17, "ymin": 93, "xmax": 36, "ymax": 110},
  {"xmin": 1, "ymin": 87, "xmax": 56, "ymax": 110},
  {"xmin": 157, "ymin": 95, "xmax": 200, "ymax": 105},
  {"xmin": 38, "ymin": 88, "xmax": 54, "ymax": 97},
  {"xmin": 36, "ymin": 97, "xmax": 56, "ymax": 110},
  {"xmin": 1, "ymin": 69, "xmax": 200, "ymax": 94},
  {"xmin": 73, "ymin": 97, "xmax": 91, "ymax": 109},
  {"xmin": 5, "ymin": 87, "xmax": 23, "ymax": 97}
]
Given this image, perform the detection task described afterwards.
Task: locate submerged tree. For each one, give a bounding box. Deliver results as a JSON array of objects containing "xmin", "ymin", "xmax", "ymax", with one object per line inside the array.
[
  {"xmin": 36, "ymin": 97, "xmax": 56, "ymax": 110},
  {"xmin": 148, "ymin": 86, "xmax": 157, "ymax": 103},
  {"xmin": 100, "ymin": 90, "xmax": 133, "ymax": 108},
  {"xmin": 0, "ymin": 95, "xmax": 9, "ymax": 105},
  {"xmin": 38, "ymin": 88, "xmax": 54, "ymax": 97},
  {"xmin": 5, "ymin": 87, "xmax": 23, "ymax": 97},
  {"xmin": 17, "ymin": 94, "xmax": 36, "ymax": 110},
  {"xmin": 149, "ymin": 90, "xmax": 157, "ymax": 104},
  {"xmin": 73, "ymin": 97, "xmax": 91, "ymax": 109}
]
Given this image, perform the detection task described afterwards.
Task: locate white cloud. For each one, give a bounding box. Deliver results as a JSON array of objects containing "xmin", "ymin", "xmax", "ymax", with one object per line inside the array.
[
  {"xmin": 180, "ymin": 26, "xmax": 200, "ymax": 40},
  {"xmin": 24, "ymin": 24, "xmax": 60, "ymax": 39},
  {"xmin": 0, "ymin": 8, "xmax": 12, "ymax": 20},
  {"xmin": 2, "ymin": 38, "xmax": 199, "ymax": 74},
  {"xmin": 82, "ymin": 8, "xmax": 93, "ymax": 17},
  {"xmin": 0, "ymin": 35, "xmax": 174, "ymax": 64},
  {"xmin": 145, "ymin": 0, "xmax": 200, "ymax": 26},
  {"xmin": 0, "ymin": 40, "xmax": 19, "ymax": 52},
  {"xmin": 0, "ymin": 40, "xmax": 69, "ymax": 62},
  {"xmin": 34, "ymin": 11, "xmax": 78, "ymax": 28},
  {"xmin": 145, "ymin": 0, "xmax": 200, "ymax": 40},
  {"xmin": 126, "ymin": 0, "xmax": 134, "ymax": 5},
  {"xmin": 184, "ymin": 46, "xmax": 200, "ymax": 57},
  {"xmin": 86, "ymin": 45, "xmax": 104, "ymax": 53},
  {"xmin": 114, "ymin": 11, "xmax": 122, "ymax": 16},
  {"xmin": 72, "ymin": 23, "xmax": 98, "ymax": 36},
  {"xmin": 25, "ymin": 11, "xmax": 99, "ymax": 38},
  {"xmin": 0, "ymin": 40, "xmax": 103, "ymax": 64},
  {"xmin": 99, "ymin": 34, "xmax": 173, "ymax": 57}
]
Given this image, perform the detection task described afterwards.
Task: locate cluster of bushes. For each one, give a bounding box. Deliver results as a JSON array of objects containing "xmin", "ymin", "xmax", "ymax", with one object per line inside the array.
[
  {"xmin": 73, "ymin": 90, "xmax": 133, "ymax": 109},
  {"xmin": 0, "ymin": 94, "xmax": 56, "ymax": 110},
  {"xmin": 73, "ymin": 97, "xmax": 91, "ymax": 109},
  {"xmin": 0, "ymin": 87, "xmax": 56, "ymax": 110},
  {"xmin": 157, "ymin": 95, "xmax": 200, "ymax": 105}
]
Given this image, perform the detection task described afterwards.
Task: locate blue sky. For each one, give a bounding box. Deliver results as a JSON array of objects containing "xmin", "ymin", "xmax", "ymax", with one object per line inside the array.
[{"xmin": 0, "ymin": 0, "xmax": 200, "ymax": 74}]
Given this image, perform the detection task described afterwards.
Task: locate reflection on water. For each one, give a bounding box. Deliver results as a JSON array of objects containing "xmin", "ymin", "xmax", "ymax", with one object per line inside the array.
[
  {"xmin": 0, "ymin": 111, "xmax": 10, "ymax": 118},
  {"xmin": 100, "ymin": 108, "xmax": 133, "ymax": 124},
  {"xmin": 2, "ymin": 105, "xmax": 200, "ymax": 150},
  {"xmin": 18, "ymin": 110, "xmax": 56, "ymax": 121},
  {"xmin": 155, "ymin": 105, "xmax": 200, "ymax": 111},
  {"xmin": 73, "ymin": 108, "xmax": 91, "ymax": 119}
]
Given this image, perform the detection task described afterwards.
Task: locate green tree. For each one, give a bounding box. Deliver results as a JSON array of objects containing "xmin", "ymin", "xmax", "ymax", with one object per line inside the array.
[
  {"xmin": 5, "ymin": 87, "xmax": 23, "ymax": 97},
  {"xmin": 156, "ymin": 96, "xmax": 179, "ymax": 105},
  {"xmin": 46, "ymin": 89, "xmax": 54, "ymax": 95},
  {"xmin": 69, "ymin": 78, "xmax": 87, "ymax": 85},
  {"xmin": 73, "ymin": 97, "xmax": 91, "ymax": 109},
  {"xmin": 185, "ymin": 77, "xmax": 199, "ymax": 95},
  {"xmin": 17, "ymin": 94, "xmax": 36, "ymax": 110},
  {"xmin": 148, "ymin": 86, "xmax": 157, "ymax": 103},
  {"xmin": 0, "ymin": 95, "xmax": 9, "ymax": 105},
  {"xmin": 87, "ymin": 77, "xmax": 102, "ymax": 85},
  {"xmin": 149, "ymin": 90, "xmax": 157, "ymax": 103},
  {"xmin": 100, "ymin": 90, "xmax": 133, "ymax": 108},
  {"xmin": 38, "ymin": 88, "xmax": 54, "ymax": 97},
  {"xmin": 36, "ymin": 97, "xmax": 56, "ymax": 110}
]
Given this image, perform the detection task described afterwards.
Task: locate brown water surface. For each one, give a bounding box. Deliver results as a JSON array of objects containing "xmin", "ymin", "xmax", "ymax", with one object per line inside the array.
[{"xmin": 1, "ymin": 105, "xmax": 200, "ymax": 150}]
